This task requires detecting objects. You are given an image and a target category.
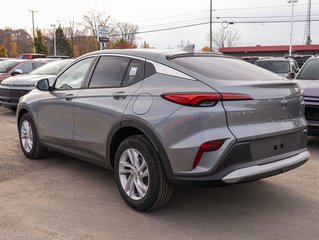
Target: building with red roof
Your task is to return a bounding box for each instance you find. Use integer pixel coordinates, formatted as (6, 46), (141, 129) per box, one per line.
(219, 44), (319, 57)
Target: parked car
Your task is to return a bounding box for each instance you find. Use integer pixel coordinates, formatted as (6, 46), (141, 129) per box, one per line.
(0, 59), (73, 109)
(0, 58), (10, 61)
(0, 59), (46, 82)
(241, 56), (262, 64)
(285, 54), (313, 68)
(17, 49), (309, 211)
(255, 58), (299, 79)
(46, 55), (71, 59)
(294, 55), (319, 135)
(16, 53), (46, 60)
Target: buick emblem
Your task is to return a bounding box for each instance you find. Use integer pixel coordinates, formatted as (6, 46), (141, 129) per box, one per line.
(281, 98), (288, 110)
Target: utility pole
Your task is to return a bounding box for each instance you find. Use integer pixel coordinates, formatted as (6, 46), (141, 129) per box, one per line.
(51, 24), (56, 56)
(28, 9), (37, 53)
(288, 0), (298, 56)
(304, 0), (312, 44)
(210, 0), (213, 51)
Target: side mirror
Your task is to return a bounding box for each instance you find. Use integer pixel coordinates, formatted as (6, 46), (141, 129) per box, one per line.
(35, 78), (50, 91)
(11, 69), (23, 76)
(286, 71), (295, 80)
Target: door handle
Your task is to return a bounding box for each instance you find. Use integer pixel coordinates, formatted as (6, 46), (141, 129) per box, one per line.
(113, 92), (128, 100)
(64, 94), (75, 101)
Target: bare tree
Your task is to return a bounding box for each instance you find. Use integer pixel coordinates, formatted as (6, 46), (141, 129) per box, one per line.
(209, 27), (240, 50)
(176, 40), (191, 49)
(81, 10), (112, 37)
(114, 22), (138, 44)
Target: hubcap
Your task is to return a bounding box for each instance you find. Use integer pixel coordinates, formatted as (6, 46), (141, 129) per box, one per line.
(119, 148), (149, 200)
(20, 120), (33, 153)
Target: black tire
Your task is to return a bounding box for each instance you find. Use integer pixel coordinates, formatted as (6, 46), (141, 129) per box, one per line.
(114, 135), (173, 212)
(18, 113), (47, 159)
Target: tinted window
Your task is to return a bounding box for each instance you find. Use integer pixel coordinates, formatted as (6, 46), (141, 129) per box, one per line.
(256, 61), (290, 74)
(122, 59), (144, 86)
(296, 59), (319, 80)
(171, 56), (281, 80)
(145, 62), (156, 77)
(55, 57), (94, 90)
(17, 62), (33, 73)
(89, 56), (130, 88)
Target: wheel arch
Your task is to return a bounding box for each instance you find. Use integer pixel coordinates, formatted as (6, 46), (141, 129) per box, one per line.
(107, 119), (173, 178)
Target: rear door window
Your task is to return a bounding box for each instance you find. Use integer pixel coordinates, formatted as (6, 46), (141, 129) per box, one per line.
(89, 56), (130, 88)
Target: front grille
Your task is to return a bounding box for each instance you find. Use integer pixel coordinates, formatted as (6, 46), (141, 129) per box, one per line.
(0, 89), (30, 104)
(305, 105), (319, 121)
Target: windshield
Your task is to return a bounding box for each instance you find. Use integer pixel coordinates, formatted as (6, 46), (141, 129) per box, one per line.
(256, 61), (290, 74)
(171, 56), (281, 80)
(30, 60), (72, 75)
(296, 59), (319, 80)
(0, 60), (19, 73)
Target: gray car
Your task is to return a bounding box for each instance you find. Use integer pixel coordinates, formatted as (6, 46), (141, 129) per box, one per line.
(294, 55), (319, 135)
(17, 49), (309, 211)
(255, 58), (299, 79)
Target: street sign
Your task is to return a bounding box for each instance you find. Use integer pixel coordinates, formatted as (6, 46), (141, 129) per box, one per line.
(98, 25), (109, 43)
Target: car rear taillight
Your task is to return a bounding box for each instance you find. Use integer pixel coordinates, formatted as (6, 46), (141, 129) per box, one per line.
(193, 140), (225, 169)
(161, 93), (252, 107)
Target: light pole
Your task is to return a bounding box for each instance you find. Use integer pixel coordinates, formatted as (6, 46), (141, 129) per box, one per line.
(50, 24), (56, 56)
(28, 9), (37, 53)
(209, 0), (213, 51)
(288, 0), (298, 56)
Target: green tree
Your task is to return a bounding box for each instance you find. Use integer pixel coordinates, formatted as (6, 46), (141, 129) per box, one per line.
(56, 26), (72, 56)
(0, 45), (8, 57)
(34, 28), (48, 54)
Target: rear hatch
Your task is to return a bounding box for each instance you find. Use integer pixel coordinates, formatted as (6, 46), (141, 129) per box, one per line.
(168, 55), (306, 141)
(211, 79), (305, 141)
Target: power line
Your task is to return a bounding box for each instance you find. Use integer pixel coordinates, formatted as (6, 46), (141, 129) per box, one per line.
(138, 14), (319, 29)
(124, 2), (319, 24)
(109, 18), (319, 37)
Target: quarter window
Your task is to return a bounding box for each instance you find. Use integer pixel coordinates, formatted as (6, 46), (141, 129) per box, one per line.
(55, 57), (94, 90)
(89, 56), (130, 88)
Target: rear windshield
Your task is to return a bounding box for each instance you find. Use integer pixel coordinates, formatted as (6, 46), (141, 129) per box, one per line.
(171, 56), (281, 80)
(0, 60), (19, 73)
(296, 59), (319, 80)
(256, 60), (290, 74)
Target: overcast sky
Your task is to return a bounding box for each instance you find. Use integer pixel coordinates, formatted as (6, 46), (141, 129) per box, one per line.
(1, 0), (318, 49)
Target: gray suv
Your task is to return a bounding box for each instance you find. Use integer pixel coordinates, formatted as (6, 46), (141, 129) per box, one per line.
(17, 49), (309, 211)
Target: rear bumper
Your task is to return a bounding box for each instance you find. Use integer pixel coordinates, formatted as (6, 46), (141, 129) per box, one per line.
(168, 129), (309, 187)
(222, 151), (309, 183)
(169, 150), (309, 187)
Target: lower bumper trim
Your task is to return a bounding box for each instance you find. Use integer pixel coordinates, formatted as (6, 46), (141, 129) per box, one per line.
(222, 151), (310, 183)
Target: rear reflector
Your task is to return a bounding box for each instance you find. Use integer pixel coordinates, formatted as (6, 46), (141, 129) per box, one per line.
(162, 93), (252, 107)
(193, 140), (225, 169)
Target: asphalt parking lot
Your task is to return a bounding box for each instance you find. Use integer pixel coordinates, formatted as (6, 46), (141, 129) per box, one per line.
(0, 107), (318, 240)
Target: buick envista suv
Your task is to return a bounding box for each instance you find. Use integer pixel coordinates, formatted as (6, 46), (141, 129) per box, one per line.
(17, 49), (309, 211)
